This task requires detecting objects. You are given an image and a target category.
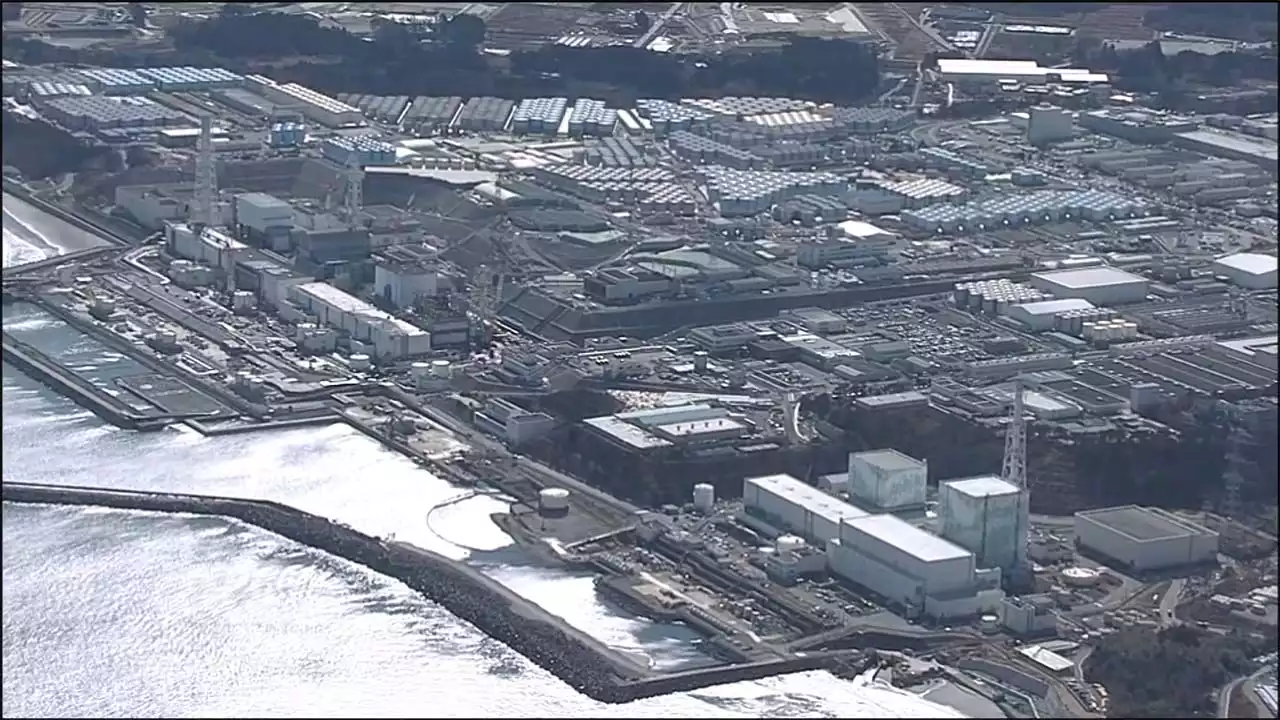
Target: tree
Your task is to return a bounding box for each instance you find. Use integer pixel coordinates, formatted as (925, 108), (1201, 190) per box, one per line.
(633, 10), (651, 33)
(438, 14), (486, 50)
(125, 2), (147, 28)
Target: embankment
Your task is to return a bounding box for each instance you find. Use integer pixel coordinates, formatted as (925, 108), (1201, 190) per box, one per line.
(2, 482), (654, 701)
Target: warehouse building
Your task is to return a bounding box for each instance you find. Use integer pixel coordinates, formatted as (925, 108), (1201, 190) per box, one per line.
(933, 59), (1108, 86)
(1173, 129), (1279, 171)
(1029, 267), (1148, 305)
(587, 403), (755, 453)
(248, 76), (363, 127)
(743, 473), (868, 545)
(286, 281), (432, 359)
(1005, 298), (1096, 332)
(1074, 505), (1219, 572)
(939, 475), (1027, 573)
(828, 513), (1004, 619)
(1212, 252), (1277, 290)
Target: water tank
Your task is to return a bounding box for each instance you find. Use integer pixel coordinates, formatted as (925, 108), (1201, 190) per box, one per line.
(431, 359), (452, 378)
(980, 614), (1000, 633)
(693, 351), (709, 372)
(349, 353), (372, 371)
(89, 298), (117, 321)
(693, 483), (715, 513)
(776, 535), (805, 558)
(411, 361), (432, 380)
(1062, 567), (1101, 587)
(539, 487), (571, 516)
(156, 330), (177, 346)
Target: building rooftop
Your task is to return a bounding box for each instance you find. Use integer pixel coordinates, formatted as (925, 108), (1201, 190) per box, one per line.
(1215, 252), (1277, 277)
(1076, 505), (1209, 541)
(1011, 298), (1095, 316)
(851, 448), (925, 473)
(1175, 129), (1279, 163)
(842, 513), (973, 563)
(747, 473), (869, 524)
(837, 220), (894, 240)
(945, 475), (1022, 498)
(1031, 266), (1145, 289)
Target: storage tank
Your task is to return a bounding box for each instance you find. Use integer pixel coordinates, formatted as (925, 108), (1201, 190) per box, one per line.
(1062, 567), (1102, 587)
(539, 487), (570, 517)
(953, 283), (971, 308)
(411, 361), (432, 380)
(980, 614), (1000, 634)
(349, 353), (372, 371)
(693, 351), (709, 372)
(776, 535), (805, 558)
(89, 298), (117, 320)
(431, 359), (452, 378)
(693, 483), (715, 513)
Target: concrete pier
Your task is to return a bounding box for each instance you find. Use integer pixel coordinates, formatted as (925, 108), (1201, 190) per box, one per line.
(3, 482), (868, 703)
(1, 331), (177, 431)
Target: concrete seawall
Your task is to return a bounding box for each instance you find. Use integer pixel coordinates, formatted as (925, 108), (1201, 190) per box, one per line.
(2, 483), (852, 702)
(2, 178), (129, 248)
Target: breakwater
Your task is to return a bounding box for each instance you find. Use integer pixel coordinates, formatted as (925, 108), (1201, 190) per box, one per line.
(2, 482), (862, 702)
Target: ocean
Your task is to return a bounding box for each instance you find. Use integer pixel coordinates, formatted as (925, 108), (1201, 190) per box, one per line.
(2, 193), (965, 718)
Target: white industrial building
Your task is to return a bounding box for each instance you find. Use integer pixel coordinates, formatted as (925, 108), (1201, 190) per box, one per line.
(933, 59), (1109, 85)
(1029, 267), (1148, 305)
(1212, 252), (1277, 290)
(473, 397), (556, 447)
(939, 475), (1028, 572)
(1000, 594), (1059, 636)
(1027, 105), (1074, 145)
(286, 282), (432, 359)
(1074, 505), (1219, 572)
(164, 222), (248, 285)
(587, 403), (752, 452)
(828, 513), (1004, 619)
(845, 449), (928, 511)
(246, 75), (364, 127)
(743, 473), (867, 545)
(1006, 298), (1095, 331)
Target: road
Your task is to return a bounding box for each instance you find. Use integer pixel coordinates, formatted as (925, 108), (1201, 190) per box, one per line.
(634, 2), (684, 49)
(889, 2), (953, 54)
(1220, 665), (1275, 718)
(1159, 578), (1186, 628)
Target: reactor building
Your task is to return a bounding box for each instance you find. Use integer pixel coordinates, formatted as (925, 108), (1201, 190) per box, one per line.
(938, 475), (1029, 573)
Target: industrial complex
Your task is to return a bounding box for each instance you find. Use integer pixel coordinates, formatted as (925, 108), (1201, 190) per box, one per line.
(2, 3), (1277, 718)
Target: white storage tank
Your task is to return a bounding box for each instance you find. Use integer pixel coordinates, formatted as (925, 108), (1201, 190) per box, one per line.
(980, 613), (1000, 634)
(411, 361), (432, 380)
(1062, 566), (1102, 587)
(349, 353), (372, 371)
(776, 535), (806, 558)
(693, 483), (715, 513)
(539, 487), (571, 517)
(431, 359), (452, 378)
(89, 297), (117, 321)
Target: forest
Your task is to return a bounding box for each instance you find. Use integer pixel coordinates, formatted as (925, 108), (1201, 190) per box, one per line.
(1084, 626), (1273, 718)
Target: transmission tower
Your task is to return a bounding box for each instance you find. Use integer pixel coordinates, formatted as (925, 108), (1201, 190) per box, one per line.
(1220, 406), (1251, 520)
(343, 151), (364, 227)
(1002, 378), (1031, 571)
(193, 114), (218, 228)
